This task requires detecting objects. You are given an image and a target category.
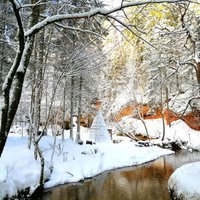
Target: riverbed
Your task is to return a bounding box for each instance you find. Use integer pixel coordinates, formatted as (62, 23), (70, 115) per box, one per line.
(36, 150), (200, 200)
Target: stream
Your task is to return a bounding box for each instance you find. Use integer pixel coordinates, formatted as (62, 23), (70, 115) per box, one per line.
(36, 150), (200, 200)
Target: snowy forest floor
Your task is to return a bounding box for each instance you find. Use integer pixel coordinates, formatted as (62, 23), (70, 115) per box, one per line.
(0, 118), (200, 199)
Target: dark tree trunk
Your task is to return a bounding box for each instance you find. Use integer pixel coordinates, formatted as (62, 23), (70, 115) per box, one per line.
(0, 0), (40, 157)
(76, 76), (83, 143)
(36, 29), (45, 134)
(193, 17), (200, 88)
(196, 63), (200, 86)
(0, 0), (7, 95)
(62, 80), (67, 140)
(70, 76), (75, 140)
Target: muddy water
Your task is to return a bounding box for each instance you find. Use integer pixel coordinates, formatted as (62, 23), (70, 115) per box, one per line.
(37, 150), (200, 200)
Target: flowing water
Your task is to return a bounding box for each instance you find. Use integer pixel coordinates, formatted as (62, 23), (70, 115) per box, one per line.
(37, 150), (200, 200)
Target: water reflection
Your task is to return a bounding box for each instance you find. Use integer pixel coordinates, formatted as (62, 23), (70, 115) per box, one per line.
(38, 150), (200, 200)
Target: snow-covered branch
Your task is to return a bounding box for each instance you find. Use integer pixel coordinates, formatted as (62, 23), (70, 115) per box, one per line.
(4, 0), (25, 90)
(54, 22), (103, 38)
(25, 0), (188, 37)
(107, 15), (157, 49)
(19, 1), (47, 9)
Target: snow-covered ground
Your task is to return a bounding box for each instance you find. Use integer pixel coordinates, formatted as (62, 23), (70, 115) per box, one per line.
(0, 126), (173, 199)
(0, 116), (200, 199)
(114, 116), (200, 150)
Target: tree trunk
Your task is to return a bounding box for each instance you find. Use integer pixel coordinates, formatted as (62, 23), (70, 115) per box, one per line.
(33, 140), (45, 185)
(70, 76), (75, 140)
(193, 17), (200, 88)
(160, 78), (165, 141)
(166, 87), (171, 127)
(28, 41), (37, 149)
(35, 29), (45, 134)
(38, 145), (45, 186)
(0, 0), (40, 157)
(0, 0), (7, 95)
(62, 80), (67, 140)
(196, 61), (200, 86)
(76, 76), (83, 143)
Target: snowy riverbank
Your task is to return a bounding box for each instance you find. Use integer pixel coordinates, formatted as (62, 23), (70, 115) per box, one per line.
(1, 117), (200, 199)
(115, 117), (200, 150)
(0, 132), (173, 199)
(115, 117), (200, 200)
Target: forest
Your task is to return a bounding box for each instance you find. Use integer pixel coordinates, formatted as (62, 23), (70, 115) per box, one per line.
(0, 0), (200, 199)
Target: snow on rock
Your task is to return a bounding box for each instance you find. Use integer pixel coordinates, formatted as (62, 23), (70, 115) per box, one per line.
(168, 162), (200, 200)
(166, 120), (200, 150)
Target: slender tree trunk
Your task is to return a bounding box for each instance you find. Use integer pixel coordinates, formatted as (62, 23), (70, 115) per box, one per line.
(45, 77), (48, 123)
(196, 62), (200, 86)
(0, 0), (8, 95)
(0, 2), (6, 152)
(70, 76), (75, 140)
(62, 80), (67, 140)
(137, 106), (150, 139)
(195, 17), (200, 83)
(50, 113), (58, 165)
(69, 0), (77, 141)
(76, 76), (83, 143)
(161, 107), (165, 141)
(190, 17), (200, 89)
(28, 42), (37, 149)
(38, 145), (45, 186)
(160, 79), (165, 141)
(166, 87), (171, 127)
(35, 29), (45, 134)
(32, 32), (47, 182)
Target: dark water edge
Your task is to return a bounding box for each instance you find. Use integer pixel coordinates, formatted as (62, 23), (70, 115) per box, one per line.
(35, 150), (200, 200)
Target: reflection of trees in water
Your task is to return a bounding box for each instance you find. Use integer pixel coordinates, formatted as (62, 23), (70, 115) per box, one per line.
(166, 151), (200, 168)
(109, 157), (173, 200)
(40, 151), (200, 200)
(41, 173), (108, 200)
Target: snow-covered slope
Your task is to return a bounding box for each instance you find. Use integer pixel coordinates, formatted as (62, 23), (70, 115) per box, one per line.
(113, 116), (200, 150)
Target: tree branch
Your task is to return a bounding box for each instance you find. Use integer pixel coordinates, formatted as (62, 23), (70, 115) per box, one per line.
(107, 15), (157, 49)
(54, 22), (103, 38)
(19, 1), (47, 9)
(25, 0), (188, 37)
